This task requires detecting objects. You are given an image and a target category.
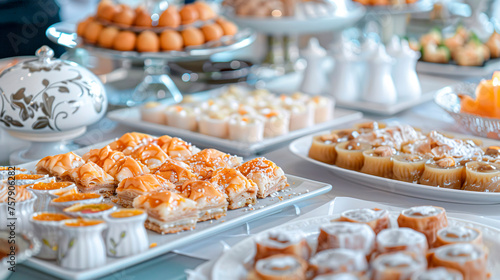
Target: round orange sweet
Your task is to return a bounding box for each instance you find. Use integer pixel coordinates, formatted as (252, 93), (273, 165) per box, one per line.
(179, 4), (199, 25)
(97, 26), (119, 48)
(158, 6), (180, 28)
(216, 19), (238, 36)
(113, 31), (137, 51)
(97, 0), (118, 21)
(113, 8), (135, 26)
(160, 30), (183, 51)
(76, 17), (92, 37)
(201, 23), (223, 42)
(83, 21), (103, 44)
(181, 27), (205, 46)
(136, 31), (160, 52)
(134, 7), (152, 27)
(193, 2), (216, 21)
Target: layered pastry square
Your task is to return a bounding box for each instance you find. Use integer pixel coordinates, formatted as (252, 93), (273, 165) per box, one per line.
(237, 157), (288, 198)
(82, 145), (126, 173)
(105, 157), (151, 183)
(36, 152), (85, 178)
(155, 159), (197, 188)
(210, 168), (257, 209)
(187, 148), (242, 179)
(133, 189), (198, 234)
(154, 137), (199, 161)
(130, 143), (170, 171)
(115, 174), (176, 208)
(108, 132), (156, 155)
(60, 162), (115, 197)
(179, 180), (228, 221)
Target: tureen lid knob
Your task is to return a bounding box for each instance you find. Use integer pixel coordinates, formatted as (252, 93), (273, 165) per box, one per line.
(36, 45), (54, 61)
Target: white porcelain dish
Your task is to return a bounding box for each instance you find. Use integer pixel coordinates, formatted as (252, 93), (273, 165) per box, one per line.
(289, 131), (500, 204)
(107, 107), (362, 156)
(335, 74), (461, 115)
(17, 141), (332, 280)
(211, 212), (500, 280)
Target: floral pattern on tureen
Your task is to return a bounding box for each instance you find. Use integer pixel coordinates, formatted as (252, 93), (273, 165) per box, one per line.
(0, 46), (107, 132)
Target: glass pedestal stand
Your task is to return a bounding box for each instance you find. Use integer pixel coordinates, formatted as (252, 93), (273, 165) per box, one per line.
(46, 22), (256, 107)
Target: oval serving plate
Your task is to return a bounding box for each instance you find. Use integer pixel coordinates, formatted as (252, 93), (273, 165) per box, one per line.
(212, 213), (500, 280)
(289, 132), (500, 204)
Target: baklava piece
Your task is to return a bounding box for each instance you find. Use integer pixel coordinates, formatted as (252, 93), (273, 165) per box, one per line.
(36, 152), (85, 178)
(116, 174), (176, 208)
(108, 132), (156, 155)
(106, 157), (151, 183)
(61, 162), (115, 197)
(187, 148), (242, 179)
(210, 168), (257, 209)
(155, 159), (197, 188)
(133, 190), (198, 234)
(179, 180), (228, 221)
(130, 143), (170, 171)
(237, 157), (288, 198)
(82, 145), (126, 173)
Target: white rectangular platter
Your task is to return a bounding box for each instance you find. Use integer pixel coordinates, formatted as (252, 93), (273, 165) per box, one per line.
(18, 143), (332, 280)
(335, 74), (461, 115)
(107, 108), (362, 156)
(289, 130), (500, 205)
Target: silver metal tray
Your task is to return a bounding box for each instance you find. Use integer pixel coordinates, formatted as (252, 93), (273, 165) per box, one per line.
(18, 141), (332, 280)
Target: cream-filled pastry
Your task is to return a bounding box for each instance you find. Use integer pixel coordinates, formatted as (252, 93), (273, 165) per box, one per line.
(228, 114), (265, 143)
(309, 248), (368, 277)
(371, 251), (427, 280)
(317, 222), (375, 256)
(165, 105), (199, 132)
(339, 208), (389, 234)
(434, 226), (483, 248)
(376, 228), (428, 256)
(428, 243), (487, 280)
(247, 254), (308, 280)
(397, 206), (448, 247)
(140, 102), (167, 124)
(309, 96), (334, 124)
(254, 230), (312, 262)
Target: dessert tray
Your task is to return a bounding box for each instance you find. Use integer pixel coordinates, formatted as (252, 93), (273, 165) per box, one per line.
(222, 0), (365, 35)
(335, 74), (461, 115)
(17, 140), (332, 280)
(289, 128), (500, 205)
(362, 0), (433, 15)
(107, 107), (362, 156)
(417, 59), (500, 77)
(46, 22), (255, 61)
(212, 204), (500, 279)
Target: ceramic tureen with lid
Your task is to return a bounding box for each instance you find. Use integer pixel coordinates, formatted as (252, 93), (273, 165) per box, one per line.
(0, 46), (107, 163)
